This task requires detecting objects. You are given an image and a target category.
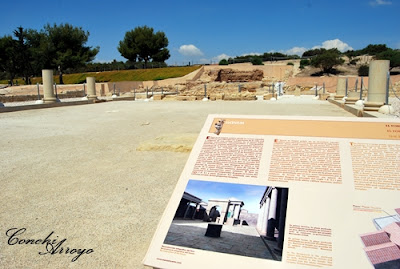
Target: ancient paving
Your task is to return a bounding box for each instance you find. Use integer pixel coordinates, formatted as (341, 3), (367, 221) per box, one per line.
(164, 220), (278, 260)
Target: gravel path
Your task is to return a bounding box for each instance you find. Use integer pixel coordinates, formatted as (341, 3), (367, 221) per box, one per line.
(0, 100), (355, 269)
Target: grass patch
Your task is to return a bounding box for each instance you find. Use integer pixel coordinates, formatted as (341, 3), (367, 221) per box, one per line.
(0, 66), (201, 85)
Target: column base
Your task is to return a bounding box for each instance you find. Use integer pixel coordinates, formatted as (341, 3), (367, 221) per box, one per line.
(88, 95), (98, 101)
(364, 101), (385, 111)
(43, 97), (59, 104)
(334, 95), (345, 100)
(345, 98), (359, 104)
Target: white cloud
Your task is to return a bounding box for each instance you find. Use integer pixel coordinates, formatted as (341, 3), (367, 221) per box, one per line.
(284, 47), (308, 56)
(212, 53), (232, 62)
(197, 53), (233, 64)
(320, 39), (353, 52)
(370, 0), (392, 6)
(178, 44), (203, 56)
(283, 39), (353, 57)
(241, 52), (262, 56)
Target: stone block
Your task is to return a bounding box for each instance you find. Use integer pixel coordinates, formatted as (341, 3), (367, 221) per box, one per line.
(176, 96), (197, 101)
(348, 91), (359, 98)
(162, 95), (178, 101)
(205, 224), (222, 237)
(215, 68), (263, 82)
(318, 93), (330, 100)
(210, 93), (224, 100)
(263, 93), (274, 100)
(153, 94), (164, 101)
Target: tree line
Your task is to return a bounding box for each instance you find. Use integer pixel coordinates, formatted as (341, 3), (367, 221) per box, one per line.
(0, 24), (99, 85)
(302, 44), (400, 75)
(0, 25), (170, 85)
(2, 22), (399, 85)
(219, 44), (400, 75)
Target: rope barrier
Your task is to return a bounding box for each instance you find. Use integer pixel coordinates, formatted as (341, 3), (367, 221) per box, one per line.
(389, 78), (400, 100)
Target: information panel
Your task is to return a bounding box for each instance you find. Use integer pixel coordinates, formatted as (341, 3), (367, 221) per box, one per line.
(143, 115), (400, 269)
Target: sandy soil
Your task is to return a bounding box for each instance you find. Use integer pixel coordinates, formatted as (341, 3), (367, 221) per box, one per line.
(0, 100), (355, 268)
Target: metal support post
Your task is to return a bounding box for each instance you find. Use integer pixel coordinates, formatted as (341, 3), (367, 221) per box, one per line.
(386, 71), (390, 105)
(355, 78), (358, 92)
(315, 84), (318, 97)
(37, 83), (40, 100)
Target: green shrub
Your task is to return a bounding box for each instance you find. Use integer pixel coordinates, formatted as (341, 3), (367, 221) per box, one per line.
(219, 59), (228, 65)
(376, 49), (400, 69)
(250, 56), (264, 65)
(358, 65), (369, 76)
(349, 58), (359, 65)
(300, 59), (310, 66)
(287, 62), (294, 66)
(310, 49), (344, 74)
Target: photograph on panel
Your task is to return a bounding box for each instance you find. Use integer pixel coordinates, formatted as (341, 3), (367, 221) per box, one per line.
(163, 179), (289, 261)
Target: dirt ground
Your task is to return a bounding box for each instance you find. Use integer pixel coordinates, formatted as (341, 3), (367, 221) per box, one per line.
(0, 100), (355, 269)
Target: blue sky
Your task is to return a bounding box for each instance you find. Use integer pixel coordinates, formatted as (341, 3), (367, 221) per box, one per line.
(1, 0), (398, 65)
(185, 180), (266, 214)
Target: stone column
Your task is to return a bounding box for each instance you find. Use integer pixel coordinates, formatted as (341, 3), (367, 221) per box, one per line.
(274, 188), (289, 255)
(266, 188), (278, 240)
(257, 204), (264, 232)
(191, 203), (199, 219)
(364, 60), (390, 111)
(261, 197), (271, 236)
(335, 77), (346, 100)
(294, 86), (301, 96)
(345, 91), (360, 104)
(86, 77), (97, 100)
(219, 202), (229, 224)
(183, 202), (191, 219)
(228, 204), (234, 218)
(233, 204), (241, 219)
(42, 69), (57, 103)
